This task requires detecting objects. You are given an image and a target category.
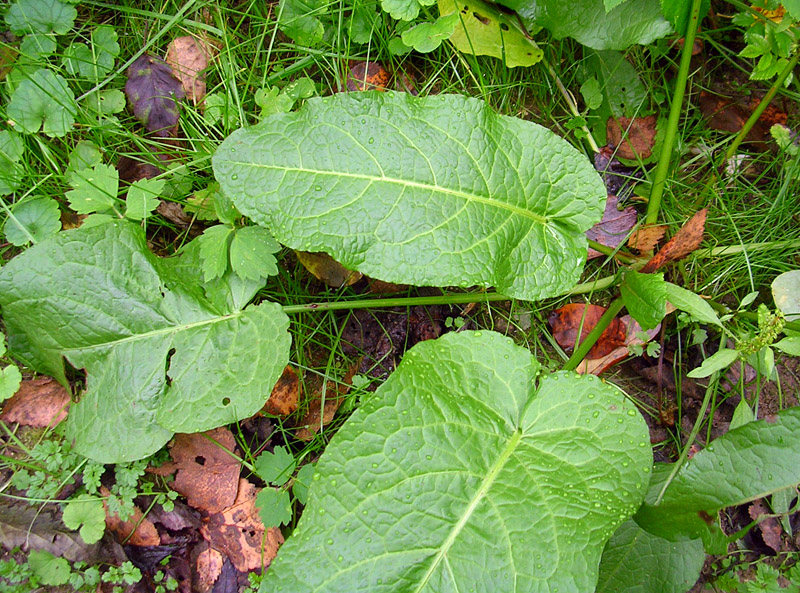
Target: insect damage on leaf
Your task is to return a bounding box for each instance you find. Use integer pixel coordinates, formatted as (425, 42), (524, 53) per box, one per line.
(125, 54), (185, 137)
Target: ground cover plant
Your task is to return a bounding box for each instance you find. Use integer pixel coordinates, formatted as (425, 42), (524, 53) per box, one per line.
(1, 0), (800, 591)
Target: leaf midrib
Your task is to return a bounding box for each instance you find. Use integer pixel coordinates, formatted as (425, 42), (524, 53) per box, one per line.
(61, 310), (243, 354)
(223, 161), (550, 225)
(412, 428), (524, 593)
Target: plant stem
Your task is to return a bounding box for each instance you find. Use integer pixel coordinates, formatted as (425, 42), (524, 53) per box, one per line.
(587, 239), (636, 264)
(563, 297), (625, 372)
(705, 239), (800, 256)
(646, 0), (704, 225)
(654, 333), (727, 505)
(281, 275), (618, 314)
(541, 56), (600, 154)
(724, 49), (800, 162)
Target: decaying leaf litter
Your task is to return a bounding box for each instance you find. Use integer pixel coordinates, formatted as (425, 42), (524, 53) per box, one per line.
(2, 0), (800, 592)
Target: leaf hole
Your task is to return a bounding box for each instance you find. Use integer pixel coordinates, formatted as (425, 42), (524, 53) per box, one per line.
(195, 455), (206, 466)
(165, 348), (176, 386)
(500, 23), (509, 31)
(222, 397), (231, 406)
(472, 12), (491, 25)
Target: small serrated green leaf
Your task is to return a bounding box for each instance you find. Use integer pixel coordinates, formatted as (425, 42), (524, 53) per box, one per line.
(621, 271), (667, 330)
(7, 68), (77, 137)
(255, 446), (297, 486)
(67, 141), (103, 175)
(256, 487), (293, 527)
(20, 33), (57, 59)
(293, 463), (316, 505)
(229, 226), (280, 281)
(125, 178), (164, 221)
(687, 348), (740, 378)
(62, 497), (106, 544)
(3, 196), (61, 245)
(66, 163), (119, 214)
(5, 0), (77, 35)
(0, 365), (22, 401)
(401, 13), (458, 53)
(28, 550), (71, 586)
(665, 283), (723, 327)
(0, 130), (25, 195)
(197, 225), (234, 282)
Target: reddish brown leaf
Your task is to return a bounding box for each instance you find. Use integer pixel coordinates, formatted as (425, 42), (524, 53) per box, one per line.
(125, 54), (184, 137)
(345, 61), (390, 92)
(165, 35), (218, 105)
(548, 303), (627, 359)
(586, 194), (637, 259)
(641, 209), (707, 273)
(170, 428), (240, 513)
(262, 365), (300, 416)
(156, 200), (193, 229)
(101, 486), (160, 547)
(201, 479), (283, 572)
(294, 387), (347, 442)
(0, 377), (69, 427)
(577, 314), (659, 375)
(606, 115), (658, 160)
(295, 251), (363, 288)
(628, 224), (667, 253)
(699, 90), (787, 146)
(749, 499), (783, 553)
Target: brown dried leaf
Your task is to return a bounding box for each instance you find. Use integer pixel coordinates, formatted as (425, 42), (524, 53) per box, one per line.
(699, 91), (787, 146)
(606, 115), (658, 160)
(100, 486), (160, 547)
(641, 209), (707, 273)
(586, 194), (637, 259)
(295, 250), (363, 287)
(170, 428), (240, 513)
(367, 279), (409, 293)
(0, 377), (69, 427)
(165, 35), (218, 105)
(294, 368), (355, 441)
(156, 200), (193, 228)
(345, 60), (390, 91)
(201, 479), (283, 572)
(548, 303), (627, 359)
(261, 365), (300, 416)
(195, 546), (224, 593)
(628, 224), (667, 252)
(749, 499), (783, 553)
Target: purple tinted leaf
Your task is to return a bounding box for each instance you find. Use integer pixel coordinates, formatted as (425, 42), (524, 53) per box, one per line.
(587, 194), (637, 259)
(125, 54), (184, 136)
(594, 145), (644, 200)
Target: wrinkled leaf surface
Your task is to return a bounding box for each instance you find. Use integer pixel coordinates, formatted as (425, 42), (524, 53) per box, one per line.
(261, 331), (651, 593)
(214, 92), (606, 301)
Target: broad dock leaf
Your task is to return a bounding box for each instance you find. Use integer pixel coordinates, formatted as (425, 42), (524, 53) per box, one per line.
(214, 92), (606, 301)
(0, 223), (290, 463)
(261, 331), (651, 593)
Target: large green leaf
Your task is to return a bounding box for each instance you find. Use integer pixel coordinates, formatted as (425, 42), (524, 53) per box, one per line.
(261, 331), (652, 593)
(635, 408), (800, 543)
(0, 222), (290, 463)
(596, 519), (704, 593)
(214, 92), (606, 301)
(500, 0), (672, 50)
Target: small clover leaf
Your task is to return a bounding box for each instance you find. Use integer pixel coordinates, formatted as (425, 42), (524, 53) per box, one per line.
(7, 68), (77, 138)
(3, 196), (61, 245)
(255, 445), (296, 486)
(62, 497), (107, 544)
(5, 0), (77, 35)
(28, 550), (71, 586)
(255, 487), (293, 527)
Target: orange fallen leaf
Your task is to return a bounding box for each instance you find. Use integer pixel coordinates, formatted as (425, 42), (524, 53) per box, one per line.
(201, 479), (283, 572)
(606, 115), (658, 160)
(165, 35), (218, 105)
(548, 303), (627, 359)
(262, 365), (300, 416)
(295, 251), (362, 288)
(294, 366), (355, 441)
(0, 377), (69, 427)
(194, 545), (224, 593)
(170, 428), (240, 513)
(345, 60), (390, 91)
(641, 209), (707, 273)
(628, 224), (667, 253)
(101, 486), (160, 546)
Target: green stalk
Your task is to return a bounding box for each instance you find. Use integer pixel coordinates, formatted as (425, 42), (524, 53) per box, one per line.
(562, 297), (625, 372)
(646, 0), (704, 225)
(541, 56), (600, 154)
(724, 49), (800, 162)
